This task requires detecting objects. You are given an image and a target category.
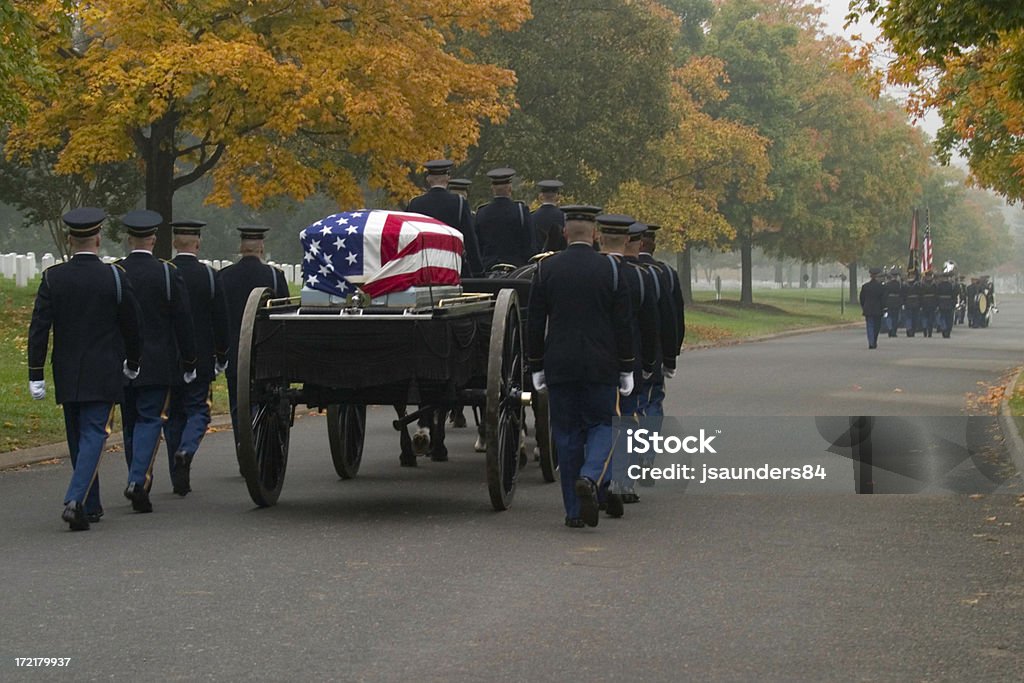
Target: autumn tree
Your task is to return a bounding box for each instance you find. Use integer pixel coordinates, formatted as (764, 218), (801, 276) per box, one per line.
(9, 0), (530, 257)
(0, 1), (70, 124)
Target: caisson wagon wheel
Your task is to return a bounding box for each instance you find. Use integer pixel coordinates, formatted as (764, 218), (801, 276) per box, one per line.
(327, 404), (366, 479)
(486, 289), (524, 510)
(534, 389), (558, 483)
(236, 287), (291, 507)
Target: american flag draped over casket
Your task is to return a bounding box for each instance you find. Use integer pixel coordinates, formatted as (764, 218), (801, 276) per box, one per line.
(299, 210), (464, 298)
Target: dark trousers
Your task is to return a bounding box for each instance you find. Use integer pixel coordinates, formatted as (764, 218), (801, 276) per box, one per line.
(63, 402), (115, 513)
(164, 379), (212, 474)
(122, 385), (170, 490)
(921, 307), (935, 337)
(937, 308), (953, 337)
(548, 382), (618, 519)
(905, 307), (920, 336)
(864, 315), (882, 348)
(883, 307), (900, 336)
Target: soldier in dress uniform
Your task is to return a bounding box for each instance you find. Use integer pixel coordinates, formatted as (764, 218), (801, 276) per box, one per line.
(218, 226), (290, 448)
(882, 269), (903, 337)
(406, 159), (483, 277)
(475, 167), (533, 271)
(966, 276), (981, 327)
(920, 270), (937, 337)
(859, 267), (885, 349)
(955, 275), (968, 325)
(28, 208), (143, 530)
(902, 268), (921, 337)
(936, 270), (955, 338)
(531, 180), (566, 254)
(637, 225), (683, 418)
(614, 220), (659, 505)
(528, 207), (634, 528)
(117, 210), (197, 513)
(163, 219), (230, 495)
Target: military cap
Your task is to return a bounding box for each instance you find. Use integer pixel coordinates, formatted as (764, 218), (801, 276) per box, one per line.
(596, 214), (636, 235)
(560, 204), (602, 222)
(448, 178), (472, 190)
(628, 221), (648, 241)
(869, 267), (882, 276)
(487, 167), (516, 185)
(238, 225), (271, 240)
(170, 219), (207, 236)
(62, 207), (106, 237)
(424, 159), (453, 175)
(537, 180), (564, 193)
(121, 209), (163, 237)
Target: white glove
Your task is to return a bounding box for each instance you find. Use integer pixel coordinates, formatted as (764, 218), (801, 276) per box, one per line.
(123, 360), (140, 380)
(184, 369), (197, 384)
(29, 380), (46, 400)
(215, 359), (228, 376)
(663, 366), (676, 380)
(618, 372), (634, 396)
(531, 371), (546, 392)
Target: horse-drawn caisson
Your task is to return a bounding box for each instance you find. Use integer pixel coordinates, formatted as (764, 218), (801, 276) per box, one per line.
(233, 210), (554, 511)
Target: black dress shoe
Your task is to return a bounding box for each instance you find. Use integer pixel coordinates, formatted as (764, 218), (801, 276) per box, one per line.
(399, 454), (418, 467)
(605, 493), (624, 518)
(574, 478), (600, 527)
(564, 517), (585, 528)
(430, 445), (449, 462)
(85, 507), (104, 523)
(622, 492), (640, 504)
(62, 502), (90, 531)
(124, 483), (153, 513)
(171, 450), (192, 496)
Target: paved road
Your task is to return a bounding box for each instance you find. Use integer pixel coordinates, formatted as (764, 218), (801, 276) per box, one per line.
(2, 301), (1023, 681)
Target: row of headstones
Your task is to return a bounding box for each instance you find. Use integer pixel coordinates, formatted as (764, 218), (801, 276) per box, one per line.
(1, 252), (306, 288)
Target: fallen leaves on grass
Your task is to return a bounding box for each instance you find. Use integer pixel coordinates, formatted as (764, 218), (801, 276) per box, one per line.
(688, 324), (733, 344)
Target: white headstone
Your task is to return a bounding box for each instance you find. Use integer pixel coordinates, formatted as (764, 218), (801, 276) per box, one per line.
(41, 253), (56, 271)
(295, 264), (303, 284)
(25, 252), (37, 279)
(282, 264), (294, 284)
(0, 253), (12, 278)
(15, 255), (28, 287)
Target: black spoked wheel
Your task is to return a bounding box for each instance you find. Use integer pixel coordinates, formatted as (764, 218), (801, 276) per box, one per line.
(237, 287), (291, 507)
(327, 404), (366, 479)
(486, 289), (524, 510)
(534, 389), (558, 483)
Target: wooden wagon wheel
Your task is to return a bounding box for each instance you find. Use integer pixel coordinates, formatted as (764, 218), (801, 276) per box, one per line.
(236, 287), (291, 507)
(327, 404), (366, 479)
(534, 389), (558, 483)
(486, 289), (524, 510)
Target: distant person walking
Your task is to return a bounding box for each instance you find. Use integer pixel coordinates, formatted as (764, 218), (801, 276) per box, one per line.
(859, 267), (885, 349)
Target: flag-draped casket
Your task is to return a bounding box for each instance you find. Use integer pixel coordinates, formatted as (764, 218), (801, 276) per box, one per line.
(299, 210), (463, 299)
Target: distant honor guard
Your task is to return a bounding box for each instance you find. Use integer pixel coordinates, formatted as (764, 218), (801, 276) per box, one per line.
(117, 210), (198, 513)
(406, 159), (483, 276)
(28, 208), (143, 530)
(530, 179), (566, 254)
(218, 226), (290, 448)
(528, 206), (634, 528)
(475, 167), (533, 271)
(163, 219), (230, 495)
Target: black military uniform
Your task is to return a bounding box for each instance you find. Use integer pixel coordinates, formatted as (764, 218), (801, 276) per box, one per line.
(638, 224), (683, 417)
(475, 168), (532, 271)
(955, 276), (968, 325)
(531, 180), (566, 253)
(528, 207), (634, 528)
(163, 219), (230, 495)
(966, 277), (980, 327)
(882, 271), (902, 337)
(28, 208), (142, 530)
(936, 273), (955, 338)
(406, 159), (483, 276)
(920, 271), (937, 337)
(859, 267), (885, 349)
(902, 270), (921, 336)
(118, 210), (197, 513)
(218, 226), (290, 445)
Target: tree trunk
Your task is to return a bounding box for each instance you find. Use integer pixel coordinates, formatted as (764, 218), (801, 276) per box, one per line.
(740, 227), (753, 306)
(811, 262), (819, 288)
(799, 262), (808, 288)
(848, 261), (858, 305)
(677, 249), (693, 304)
(140, 112), (179, 259)
(774, 261), (783, 286)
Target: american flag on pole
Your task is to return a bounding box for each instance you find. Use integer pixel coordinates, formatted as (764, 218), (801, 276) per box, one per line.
(299, 210), (463, 299)
(907, 208), (919, 273)
(921, 210), (933, 273)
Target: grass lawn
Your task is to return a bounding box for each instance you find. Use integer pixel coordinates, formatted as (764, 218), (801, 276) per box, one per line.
(686, 287), (854, 345)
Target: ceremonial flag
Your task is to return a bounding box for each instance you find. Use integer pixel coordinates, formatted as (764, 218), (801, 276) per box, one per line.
(921, 217), (933, 274)
(907, 208), (919, 273)
(300, 210), (463, 299)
